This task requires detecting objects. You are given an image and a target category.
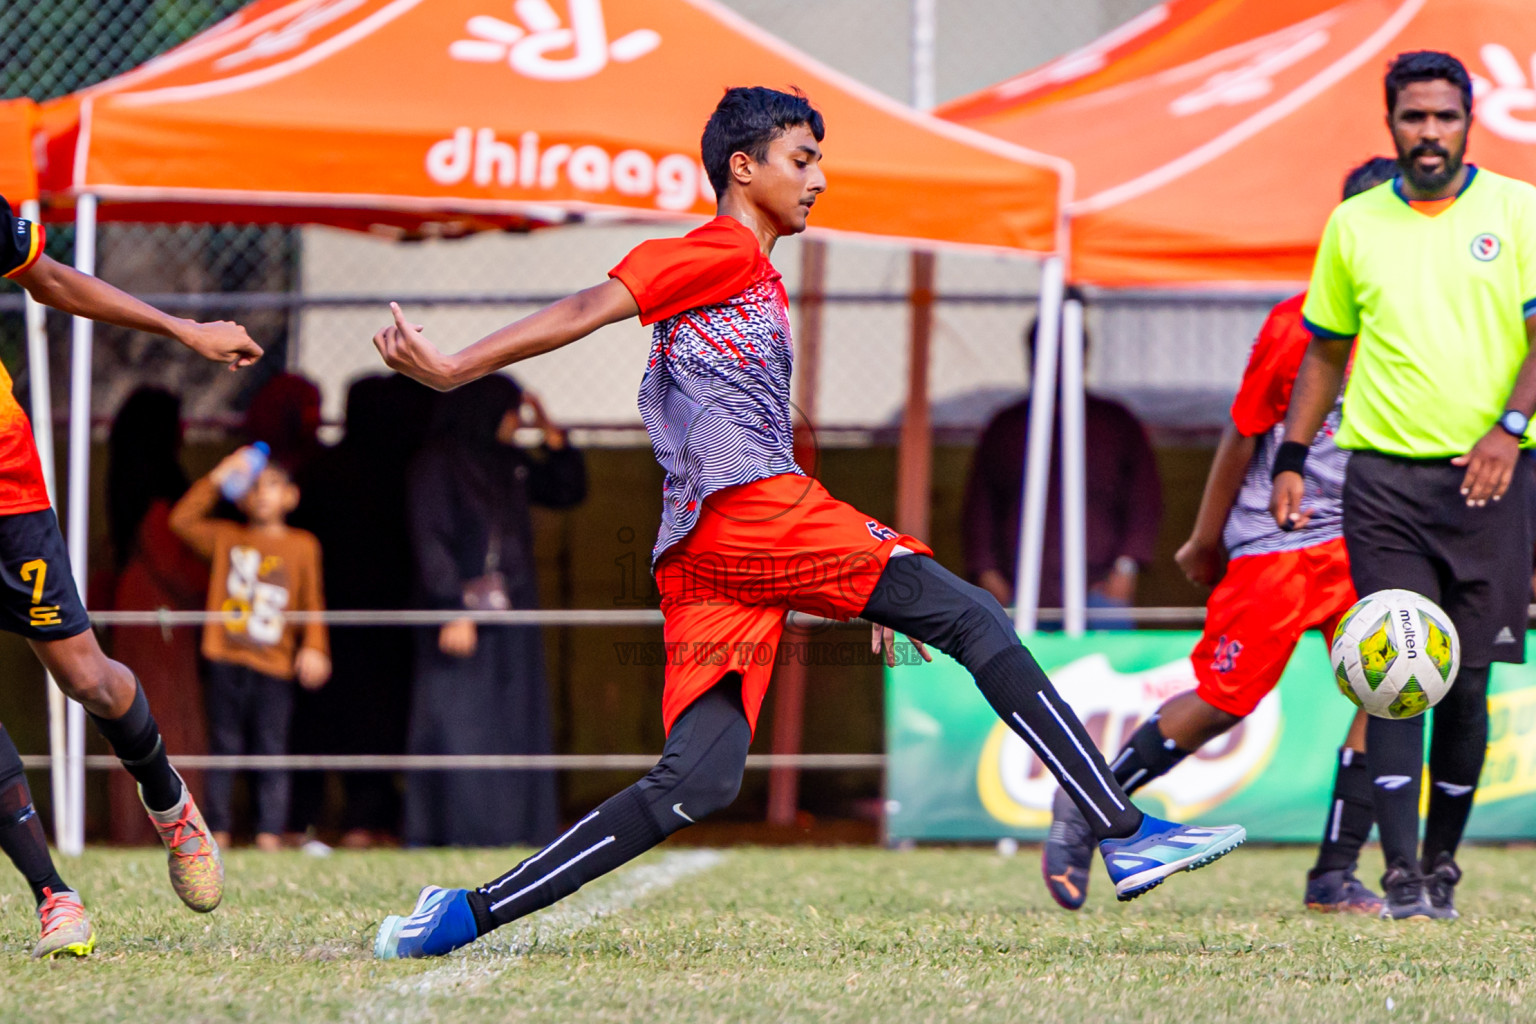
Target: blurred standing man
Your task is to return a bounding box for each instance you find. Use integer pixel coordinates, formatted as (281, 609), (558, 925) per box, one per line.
(964, 313), (1162, 624)
(1276, 51), (1536, 920)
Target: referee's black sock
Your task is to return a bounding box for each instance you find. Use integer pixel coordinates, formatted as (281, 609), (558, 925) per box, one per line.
(1311, 747), (1374, 876)
(0, 725), (71, 905)
(1423, 664), (1490, 866)
(88, 678), (183, 813)
(1366, 714), (1425, 874)
(1107, 715), (1191, 794)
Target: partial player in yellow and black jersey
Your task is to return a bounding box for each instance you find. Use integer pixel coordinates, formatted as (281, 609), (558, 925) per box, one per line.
(0, 195), (262, 958)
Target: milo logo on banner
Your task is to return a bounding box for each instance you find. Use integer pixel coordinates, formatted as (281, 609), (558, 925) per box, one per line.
(975, 654), (1282, 826)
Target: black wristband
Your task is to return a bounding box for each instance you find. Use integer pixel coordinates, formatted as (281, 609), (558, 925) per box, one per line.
(1271, 440), (1309, 479)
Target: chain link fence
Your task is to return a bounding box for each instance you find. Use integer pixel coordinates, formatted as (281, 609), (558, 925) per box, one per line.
(0, 0), (1274, 444)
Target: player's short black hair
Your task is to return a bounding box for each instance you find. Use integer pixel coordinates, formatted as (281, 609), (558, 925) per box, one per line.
(701, 87), (825, 195)
(1384, 51), (1473, 116)
(1342, 156), (1399, 200)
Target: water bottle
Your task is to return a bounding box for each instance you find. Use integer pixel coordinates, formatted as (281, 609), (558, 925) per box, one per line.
(220, 442), (270, 502)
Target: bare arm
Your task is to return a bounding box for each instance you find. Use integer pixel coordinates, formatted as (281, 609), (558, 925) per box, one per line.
(373, 279), (640, 391)
(167, 475), (225, 560)
(1270, 336), (1349, 530)
(1175, 424), (1257, 587)
(12, 255), (262, 368)
(1452, 315), (1536, 505)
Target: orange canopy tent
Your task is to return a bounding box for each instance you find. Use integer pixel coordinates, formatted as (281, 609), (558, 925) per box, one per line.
(941, 0), (1536, 285)
(38, 0), (1067, 253)
(0, 99), (38, 204)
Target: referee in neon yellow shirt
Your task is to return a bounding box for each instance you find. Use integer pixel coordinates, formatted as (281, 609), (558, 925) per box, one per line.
(1275, 51), (1536, 921)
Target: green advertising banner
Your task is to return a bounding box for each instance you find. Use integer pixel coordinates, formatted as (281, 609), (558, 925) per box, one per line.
(885, 631), (1536, 842)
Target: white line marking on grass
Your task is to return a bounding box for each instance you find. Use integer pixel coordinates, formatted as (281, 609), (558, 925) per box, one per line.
(355, 849), (724, 1021)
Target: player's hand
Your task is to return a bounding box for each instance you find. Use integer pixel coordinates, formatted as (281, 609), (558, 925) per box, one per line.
(177, 319), (263, 369)
(1452, 427), (1520, 507)
(373, 302), (459, 391)
(872, 622), (933, 668)
(294, 648), (331, 689)
(1269, 470), (1311, 531)
(440, 618), (478, 658)
(1175, 536), (1224, 587)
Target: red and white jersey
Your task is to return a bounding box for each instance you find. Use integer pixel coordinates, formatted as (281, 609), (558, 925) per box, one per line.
(1223, 292), (1348, 560)
(610, 216), (802, 565)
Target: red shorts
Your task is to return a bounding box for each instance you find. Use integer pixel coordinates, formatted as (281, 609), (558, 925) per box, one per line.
(654, 474), (931, 735)
(1192, 537), (1355, 717)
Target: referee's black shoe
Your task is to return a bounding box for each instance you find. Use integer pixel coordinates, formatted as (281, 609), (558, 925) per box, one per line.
(1379, 863), (1453, 920)
(1422, 852), (1462, 920)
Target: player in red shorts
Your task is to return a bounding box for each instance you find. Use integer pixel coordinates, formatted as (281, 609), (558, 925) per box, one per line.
(371, 87), (1245, 960)
(1042, 157), (1400, 916)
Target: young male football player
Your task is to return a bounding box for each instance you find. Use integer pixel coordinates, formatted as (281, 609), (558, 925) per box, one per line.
(1042, 158), (1400, 916)
(0, 200), (260, 956)
(370, 87), (1245, 960)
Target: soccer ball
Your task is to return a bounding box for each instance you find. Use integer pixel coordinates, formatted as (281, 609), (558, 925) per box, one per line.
(1330, 589), (1459, 720)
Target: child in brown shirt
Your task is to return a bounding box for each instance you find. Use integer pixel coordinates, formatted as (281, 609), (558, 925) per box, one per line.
(171, 449), (330, 851)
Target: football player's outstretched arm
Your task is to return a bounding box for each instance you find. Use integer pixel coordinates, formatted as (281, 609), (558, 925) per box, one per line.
(373, 279), (640, 392)
(1271, 336), (1349, 531)
(12, 254), (262, 368)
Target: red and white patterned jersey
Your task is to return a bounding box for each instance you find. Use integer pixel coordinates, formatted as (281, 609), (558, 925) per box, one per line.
(1224, 292), (1349, 560)
(610, 216), (802, 565)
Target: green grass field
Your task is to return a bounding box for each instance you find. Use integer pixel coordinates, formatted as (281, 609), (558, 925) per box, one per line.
(1, 843), (1533, 1023)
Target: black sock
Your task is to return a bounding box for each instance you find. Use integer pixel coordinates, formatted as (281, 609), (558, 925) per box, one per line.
(974, 647), (1142, 840)
(1108, 715), (1191, 794)
(0, 726), (70, 905)
(1365, 714), (1424, 874)
(857, 556), (1141, 840)
(1312, 747), (1374, 875)
(465, 678), (750, 936)
(1423, 664), (1490, 866)
(467, 786), (666, 934)
(88, 680), (183, 812)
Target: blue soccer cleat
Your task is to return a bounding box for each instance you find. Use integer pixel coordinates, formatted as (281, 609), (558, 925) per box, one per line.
(374, 885), (479, 960)
(1099, 814), (1246, 901)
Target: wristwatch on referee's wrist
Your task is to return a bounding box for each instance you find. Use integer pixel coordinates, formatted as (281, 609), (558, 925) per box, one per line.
(1498, 409), (1529, 439)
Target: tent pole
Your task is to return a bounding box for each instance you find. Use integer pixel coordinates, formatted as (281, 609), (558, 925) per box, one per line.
(1060, 297), (1086, 637)
(63, 194), (97, 857)
(896, 251), (934, 539)
(21, 199), (68, 848)
(1014, 257), (1064, 635)
(767, 239), (826, 829)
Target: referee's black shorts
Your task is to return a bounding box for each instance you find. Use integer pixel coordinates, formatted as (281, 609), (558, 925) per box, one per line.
(1343, 450), (1532, 667)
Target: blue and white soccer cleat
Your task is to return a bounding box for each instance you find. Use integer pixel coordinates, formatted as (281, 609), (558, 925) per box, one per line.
(1099, 814), (1246, 901)
(374, 885), (479, 960)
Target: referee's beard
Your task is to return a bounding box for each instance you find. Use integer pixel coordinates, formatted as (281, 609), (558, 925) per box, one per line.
(1397, 140), (1464, 196)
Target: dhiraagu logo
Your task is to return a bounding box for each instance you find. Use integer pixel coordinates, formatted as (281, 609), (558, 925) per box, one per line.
(976, 653), (1282, 826)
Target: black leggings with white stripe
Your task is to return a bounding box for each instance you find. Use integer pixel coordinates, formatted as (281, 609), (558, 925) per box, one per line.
(467, 554), (1140, 935)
